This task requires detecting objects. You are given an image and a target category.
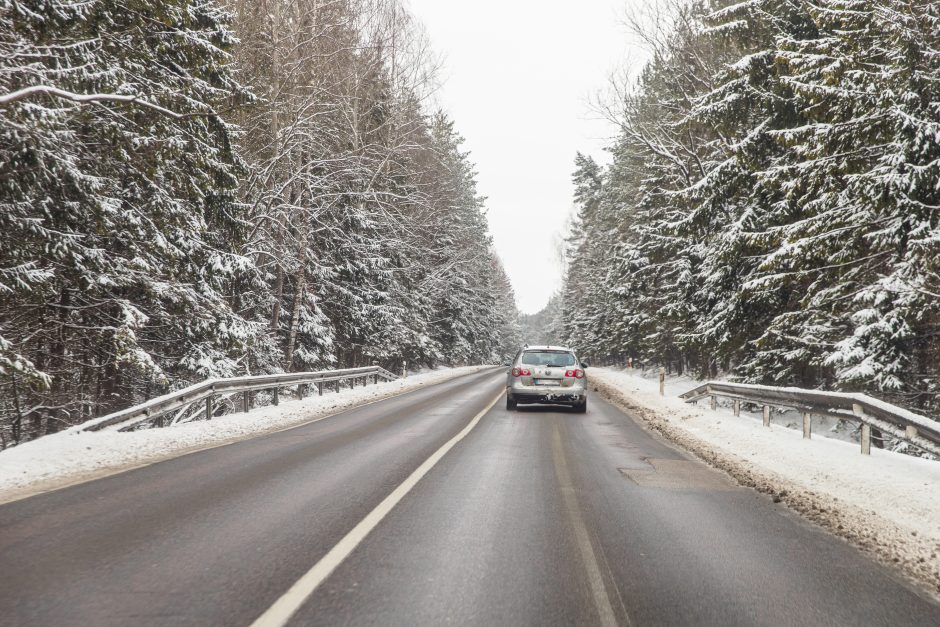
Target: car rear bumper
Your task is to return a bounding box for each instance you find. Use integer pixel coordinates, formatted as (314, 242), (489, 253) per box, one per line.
(508, 385), (585, 405)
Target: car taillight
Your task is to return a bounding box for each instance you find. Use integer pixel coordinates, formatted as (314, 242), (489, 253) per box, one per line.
(565, 369), (585, 379)
(512, 367), (532, 377)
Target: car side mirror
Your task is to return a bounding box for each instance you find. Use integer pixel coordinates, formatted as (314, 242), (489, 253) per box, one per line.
(581, 362), (589, 369)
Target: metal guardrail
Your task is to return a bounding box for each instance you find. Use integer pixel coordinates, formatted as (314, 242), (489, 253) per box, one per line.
(78, 366), (400, 433)
(679, 382), (940, 457)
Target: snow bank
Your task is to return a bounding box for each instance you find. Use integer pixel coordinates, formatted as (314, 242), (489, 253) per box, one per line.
(0, 367), (485, 504)
(591, 367), (940, 597)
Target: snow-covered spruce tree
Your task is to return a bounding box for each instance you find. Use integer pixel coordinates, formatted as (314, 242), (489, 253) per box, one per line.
(0, 0), (259, 444)
(311, 44), (406, 370)
(422, 114), (502, 365)
(568, 3), (728, 374)
(677, 0), (815, 381)
(562, 152), (616, 361)
(489, 256), (524, 360)
(745, 0), (940, 407)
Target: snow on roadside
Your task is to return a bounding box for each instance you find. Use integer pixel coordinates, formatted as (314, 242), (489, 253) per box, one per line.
(0, 366), (486, 504)
(590, 367), (940, 597)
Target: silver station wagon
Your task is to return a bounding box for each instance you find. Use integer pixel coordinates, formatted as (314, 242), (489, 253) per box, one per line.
(505, 345), (588, 412)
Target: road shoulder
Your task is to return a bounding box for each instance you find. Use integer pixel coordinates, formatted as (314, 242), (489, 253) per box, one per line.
(590, 369), (940, 601)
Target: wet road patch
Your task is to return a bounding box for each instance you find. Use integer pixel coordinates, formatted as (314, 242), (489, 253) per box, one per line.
(619, 459), (736, 491)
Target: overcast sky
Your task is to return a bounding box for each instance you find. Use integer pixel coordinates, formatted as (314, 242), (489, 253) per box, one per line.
(407, 0), (655, 314)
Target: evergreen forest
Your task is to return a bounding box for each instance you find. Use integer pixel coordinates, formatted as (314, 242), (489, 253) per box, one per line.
(0, 0), (522, 446)
(560, 0), (940, 416)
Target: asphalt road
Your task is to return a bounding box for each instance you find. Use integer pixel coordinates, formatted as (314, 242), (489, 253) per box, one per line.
(1, 368), (938, 626)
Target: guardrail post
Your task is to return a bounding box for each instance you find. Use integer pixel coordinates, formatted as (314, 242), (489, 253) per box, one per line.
(272, 387), (279, 406)
(205, 397), (212, 421)
(146, 407), (158, 428)
(403, 361), (408, 378)
(710, 395), (717, 411)
(763, 405), (771, 427)
(298, 384), (306, 400)
(853, 403), (871, 455)
(803, 412), (811, 439)
(733, 400), (740, 417)
(318, 382), (323, 396)
(659, 368), (665, 397)
(243, 391), (250, 413)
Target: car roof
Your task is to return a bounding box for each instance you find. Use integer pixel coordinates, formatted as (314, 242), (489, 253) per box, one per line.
(522, 345), (574, 352)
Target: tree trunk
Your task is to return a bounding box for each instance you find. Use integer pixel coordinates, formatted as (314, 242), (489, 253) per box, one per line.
(271, 265), (284, 331)
(284, 268), (307, 371)
(10, 371), (23, 445)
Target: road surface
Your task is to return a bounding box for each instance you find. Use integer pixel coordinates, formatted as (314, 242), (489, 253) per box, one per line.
(1, 368), (938, 625)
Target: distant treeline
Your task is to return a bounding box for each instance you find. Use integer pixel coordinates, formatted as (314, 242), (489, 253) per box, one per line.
(560, 0), (940, 414)
(0, 0), (521, 446)
(519, 295), (564, 348)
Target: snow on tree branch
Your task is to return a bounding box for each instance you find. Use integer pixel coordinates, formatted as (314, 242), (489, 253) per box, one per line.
(0, 85), (188, 118)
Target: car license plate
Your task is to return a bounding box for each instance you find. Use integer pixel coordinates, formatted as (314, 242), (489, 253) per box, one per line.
(535, 379), (557, 386)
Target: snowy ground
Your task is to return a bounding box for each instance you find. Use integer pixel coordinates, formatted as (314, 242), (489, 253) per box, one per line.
(0, 366), (486, 504)
(591, 367), (940, 597)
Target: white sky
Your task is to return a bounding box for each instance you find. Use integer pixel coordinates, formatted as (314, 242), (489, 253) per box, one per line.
(407, 0), (656, 314)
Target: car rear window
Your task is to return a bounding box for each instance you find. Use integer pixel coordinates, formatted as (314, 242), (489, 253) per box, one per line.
(521, 351), (576, 367)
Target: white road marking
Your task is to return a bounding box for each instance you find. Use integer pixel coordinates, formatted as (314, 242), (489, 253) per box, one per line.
(250, 388), (505, 627)
(552, 425), (623, 627)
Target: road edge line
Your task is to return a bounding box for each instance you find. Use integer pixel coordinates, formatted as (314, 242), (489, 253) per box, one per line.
(250, 387), (505, 627)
